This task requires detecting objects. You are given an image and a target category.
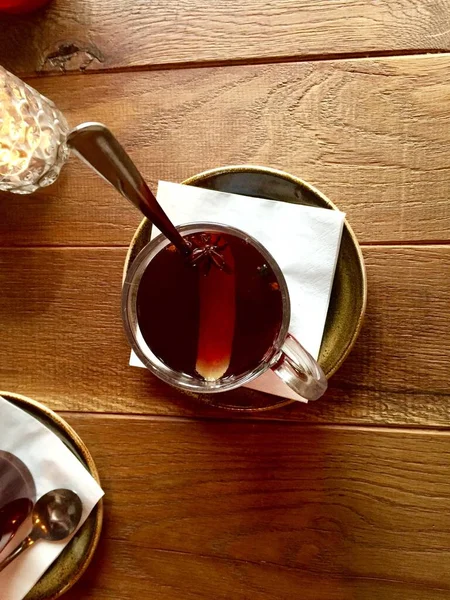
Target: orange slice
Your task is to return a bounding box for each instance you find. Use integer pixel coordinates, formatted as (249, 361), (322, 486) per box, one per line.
(195, 244), (236, 381)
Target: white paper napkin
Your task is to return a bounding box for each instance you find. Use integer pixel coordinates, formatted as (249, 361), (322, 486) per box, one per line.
(0, 396), (104, 600)
(130, 181), (345, 402)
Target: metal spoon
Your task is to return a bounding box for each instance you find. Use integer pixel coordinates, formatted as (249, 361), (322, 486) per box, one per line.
(67, 122), (191, 256)
(0, 489), (82, 573)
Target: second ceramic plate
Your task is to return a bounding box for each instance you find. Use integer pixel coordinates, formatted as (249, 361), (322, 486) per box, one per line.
(0, 391), (103, 600)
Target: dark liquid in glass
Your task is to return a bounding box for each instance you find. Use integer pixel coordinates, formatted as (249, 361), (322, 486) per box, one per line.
(0, 451), (35, 552)
(136, 231), (284, 381)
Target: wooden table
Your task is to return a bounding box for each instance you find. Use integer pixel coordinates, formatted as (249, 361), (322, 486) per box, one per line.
(1, 2), (450, 598)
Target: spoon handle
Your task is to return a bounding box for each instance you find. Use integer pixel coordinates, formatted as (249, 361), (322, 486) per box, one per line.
(67, 122), (191, 255)
(0, 534), (35, 573)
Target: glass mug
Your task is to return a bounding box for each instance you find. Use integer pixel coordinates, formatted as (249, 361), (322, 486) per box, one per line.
(0, 451), (36, 553)
(122, 223), (327, 401)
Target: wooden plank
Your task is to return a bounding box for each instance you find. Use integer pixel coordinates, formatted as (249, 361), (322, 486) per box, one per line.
(1, 1), (450, 75)
(1, 246), (448, 426)
(1, 56), (450, 245)
(60, 415), (450, 599)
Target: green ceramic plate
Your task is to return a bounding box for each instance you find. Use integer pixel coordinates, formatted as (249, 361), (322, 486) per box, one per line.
(124, 165), (367, 411)
(0, 391), (103, 599)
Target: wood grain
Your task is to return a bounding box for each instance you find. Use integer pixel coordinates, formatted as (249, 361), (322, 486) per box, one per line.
(2, 55), (450, 246)
(1, 1), (450, 75)
(59, 414), (450, 599)
(1, 245), (448, 425)
(1, 4), (449, 598)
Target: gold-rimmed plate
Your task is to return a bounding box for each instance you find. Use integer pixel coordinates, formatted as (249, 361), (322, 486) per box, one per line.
(124, 165), (367, 411)
(0, 391), (103, 599)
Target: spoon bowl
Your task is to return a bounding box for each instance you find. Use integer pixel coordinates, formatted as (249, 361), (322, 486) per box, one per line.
(31, 489), (82, 542)
(0, 489), (82, 573)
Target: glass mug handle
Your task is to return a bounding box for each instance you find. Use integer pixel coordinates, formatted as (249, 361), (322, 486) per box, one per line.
(271, 334), (328, 401)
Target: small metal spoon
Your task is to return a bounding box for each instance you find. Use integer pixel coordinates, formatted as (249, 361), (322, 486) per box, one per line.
(67, 122), (191, 256)
(0, 489), (82, 573)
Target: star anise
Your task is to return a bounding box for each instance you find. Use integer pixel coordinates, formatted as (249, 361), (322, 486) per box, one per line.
(188, 233), (232, 275)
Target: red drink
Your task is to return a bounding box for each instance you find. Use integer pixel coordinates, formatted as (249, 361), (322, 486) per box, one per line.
(0, 452), (35, 553)
(0, 0), (52, 13)
(136, 231), (284, 381)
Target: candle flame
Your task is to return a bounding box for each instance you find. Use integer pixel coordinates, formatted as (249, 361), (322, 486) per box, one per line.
(0, 94), (41, 176)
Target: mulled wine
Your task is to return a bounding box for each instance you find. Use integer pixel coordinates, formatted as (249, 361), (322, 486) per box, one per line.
(136, 231), (284, 381)
(0, 451), (35, 553)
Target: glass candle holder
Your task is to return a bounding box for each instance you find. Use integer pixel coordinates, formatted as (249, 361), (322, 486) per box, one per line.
(0, 66), (69, 194)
